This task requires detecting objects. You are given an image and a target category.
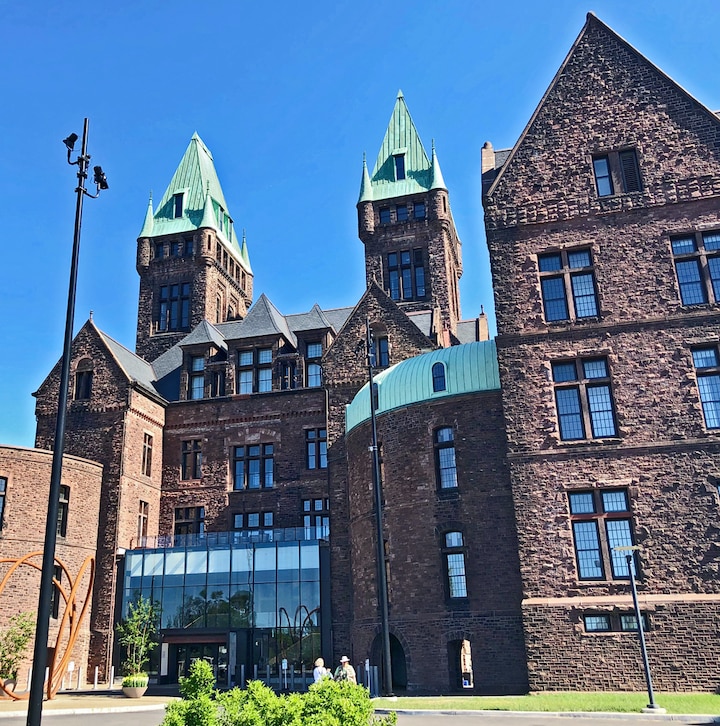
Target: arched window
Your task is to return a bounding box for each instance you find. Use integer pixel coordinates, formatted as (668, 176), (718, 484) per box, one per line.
(443, 531), (467, 598)
(432, 362), (446, 392)
(434, 427), (457, 489)
(74, 358), (93, 400)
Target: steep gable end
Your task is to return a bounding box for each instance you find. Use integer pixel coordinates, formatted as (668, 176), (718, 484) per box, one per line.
(485, 13), (720, 229)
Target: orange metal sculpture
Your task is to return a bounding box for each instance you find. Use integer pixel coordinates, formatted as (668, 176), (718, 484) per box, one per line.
(0, 552), (95, 700)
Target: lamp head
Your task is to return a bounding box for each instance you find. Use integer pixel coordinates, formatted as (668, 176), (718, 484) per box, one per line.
(63, 133), (78, 152)
(93, 166), (109, 190)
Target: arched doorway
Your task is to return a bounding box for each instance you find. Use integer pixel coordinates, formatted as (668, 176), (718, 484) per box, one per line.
(371, 633), (407, 691)
(447, 638), (474, 691)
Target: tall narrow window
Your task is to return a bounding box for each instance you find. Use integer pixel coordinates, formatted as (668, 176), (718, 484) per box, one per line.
(51, 565), (62, 619)
(394, 154), (406, 181)
(154, 241), (165, 260)
(593, 156), (613, 196)
(552, 357), (617, 441)
(181, 440), (202, 480)
(57, 485), (69, 537)
(303, 498), (330, 538)
(142, 433), (153, 477)
(212, 370), (226, 397)
(0, 477), (6, 531)
(173, 192), (184, 218)
(379, 207), (391, 224)
(158, 282), (191, 332)
(306, 428), (327, 469)
(234, 444), (274, 490)
(444, 531), (467, 598)
(189, 355), (205, 400)
(137, 500), (149, 542)
(396, 204), (408, 221)
(258, 348), (272, 393)
(306, 342), (322, 388)
(387, 249), (425, 301)
(568, 489), (636, 581)
(414, 202), (426, 220)
(435, 427), (458, 489)
(692, 347), (720, 429)
(672, 231), (720, 306)
(376, 337), (389, 368)
(538, 248), (598, 322)
(432, 362), (446, 392)
(74, 358), (93, 400)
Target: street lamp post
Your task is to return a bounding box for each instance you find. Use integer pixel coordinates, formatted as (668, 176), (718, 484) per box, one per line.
(613, 546), (664, 713)
(26, 120), (108, 726)
(366, 319), (393, 696)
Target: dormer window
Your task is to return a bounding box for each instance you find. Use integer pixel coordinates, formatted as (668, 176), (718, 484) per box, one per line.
(173, 193), (184, 218)
(432, 362), (446, 392)
(189, 355), (205, 400)
(394, 154), (406, 181)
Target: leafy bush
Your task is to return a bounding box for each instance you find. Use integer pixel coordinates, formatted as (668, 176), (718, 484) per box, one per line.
(180, 659), (216, 700)
(163, 671), (397, 726)
(0, 611), (35, 680)
(116, 596), (159, 676)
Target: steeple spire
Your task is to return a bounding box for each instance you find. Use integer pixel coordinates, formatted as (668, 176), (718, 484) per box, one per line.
(358, 152), (373, 203)
(138, 194), (154, 237)
(430, 140), (447, 191)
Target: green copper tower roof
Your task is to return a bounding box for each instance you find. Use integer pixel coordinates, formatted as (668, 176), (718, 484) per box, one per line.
(358, 91), (446, 203)
(139, 133), (251, 272)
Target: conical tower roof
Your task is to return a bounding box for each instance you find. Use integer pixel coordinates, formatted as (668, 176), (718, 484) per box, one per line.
(142, 133), (251, 272)
(366, 90), (433, 201)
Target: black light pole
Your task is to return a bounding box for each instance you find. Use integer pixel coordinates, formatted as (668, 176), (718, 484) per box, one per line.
(614, 546), (663, 713)
(366, 319), (393, 696)
(26, 119), (108, 726)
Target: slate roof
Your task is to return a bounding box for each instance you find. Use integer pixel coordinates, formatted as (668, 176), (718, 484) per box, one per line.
(97, 329), (158, 396)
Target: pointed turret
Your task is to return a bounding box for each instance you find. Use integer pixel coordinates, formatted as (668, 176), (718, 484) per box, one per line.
(357, 92), (463, 340)
(135, 133), (254, 361)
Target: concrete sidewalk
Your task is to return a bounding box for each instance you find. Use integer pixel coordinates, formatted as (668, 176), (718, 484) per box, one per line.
(0, 687), (178, 718)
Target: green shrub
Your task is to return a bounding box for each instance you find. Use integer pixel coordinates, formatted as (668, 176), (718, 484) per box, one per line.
(121, 672), (149, 688)
(180, 659), (216, 700)
(163, 695), (217, 726)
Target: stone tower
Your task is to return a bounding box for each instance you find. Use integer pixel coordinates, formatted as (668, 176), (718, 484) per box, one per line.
(135, 133), (253, 361)
(357, 92), (462, 343)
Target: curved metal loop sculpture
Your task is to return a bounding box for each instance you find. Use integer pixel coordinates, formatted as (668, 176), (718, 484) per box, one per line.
(0, 552), (95, 700)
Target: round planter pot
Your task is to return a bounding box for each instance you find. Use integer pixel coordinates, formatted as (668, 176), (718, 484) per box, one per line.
(122, 685), (148, 698)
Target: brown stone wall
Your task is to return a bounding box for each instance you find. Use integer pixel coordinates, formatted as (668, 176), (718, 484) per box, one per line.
(345, 392), (528, 694)
(0, 446), (101, 686)
(159, 389), (328, 536)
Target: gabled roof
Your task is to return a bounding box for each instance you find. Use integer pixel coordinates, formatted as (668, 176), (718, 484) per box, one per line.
(220, 294), (297, 347)
(139, 133), (251, 272)
(487, 13), (720, 198)
(286, 304), (334, 333)
(179, 320), (228, 350)
(360, 91), (445, 202)
(95, 327), (159, 397)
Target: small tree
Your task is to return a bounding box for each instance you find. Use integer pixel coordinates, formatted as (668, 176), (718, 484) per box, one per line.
(0, 612), (35, 681)
(116, 596), (159, 677)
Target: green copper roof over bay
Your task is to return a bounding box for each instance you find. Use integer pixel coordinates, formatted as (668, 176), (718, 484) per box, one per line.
(140, 133), (251, 272)
(345, 341), (500, 433)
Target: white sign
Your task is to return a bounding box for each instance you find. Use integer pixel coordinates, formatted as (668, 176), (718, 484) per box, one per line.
(281, 659), (288, 671)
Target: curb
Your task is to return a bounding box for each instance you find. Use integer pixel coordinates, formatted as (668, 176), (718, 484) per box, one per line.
(0, 703), (169, 719)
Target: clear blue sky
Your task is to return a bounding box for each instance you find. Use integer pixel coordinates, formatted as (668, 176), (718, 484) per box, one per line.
(1, 0), (719, 448)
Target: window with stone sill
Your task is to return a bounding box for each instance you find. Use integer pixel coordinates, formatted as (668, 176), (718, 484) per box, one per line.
(568, 488), (637, 581)
(691, 346), (720, 429)
(552, 356), (617, 441)
(592, 148), (642, 197)
(583, 612), (649, 633)
(157, 282), (190, 332)
(387, 249), (426, 302)
(74, 358), (93, 401)
(181, 440), (202, 480)
(671, 230), (720, 306)
(442, 531), (468, 599)
(142, 433), (153, 477)
(538, 248), (599, 323)
(434, 427), (457, 490)
(189, 355), (205, 400)
(233, 444), (274, 490)
(237, 348), (273, 394)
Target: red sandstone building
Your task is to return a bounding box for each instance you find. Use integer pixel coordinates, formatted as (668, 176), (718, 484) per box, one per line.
(3, 13), (720, 695)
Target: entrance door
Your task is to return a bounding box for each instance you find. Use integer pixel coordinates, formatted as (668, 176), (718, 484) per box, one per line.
(174, 642), (229, 687)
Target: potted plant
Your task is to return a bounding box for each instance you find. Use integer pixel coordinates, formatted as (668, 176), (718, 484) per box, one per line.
(116, 596), (158, 698)
(0, 612), (34, 695)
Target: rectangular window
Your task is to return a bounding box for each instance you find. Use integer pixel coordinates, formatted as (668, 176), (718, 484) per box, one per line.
(174, 506), (205, 536)
(435, 427), (458, 489)
(74, 369), (93, 400)
(396, 204), (408, 221)
(212, 370), (226, 397)
(238, 369), (252, 395)
(568, 488), (636, 581)
(444, 531), (467, 598)
(584, 613), (648, 632)
(155, 241), (165, 260)
(307, 362), (322, 388)
(181, 440), (202, 480)
(394, 154), (406, 181)
(413, 202), (426, 220)
(51, 565), (62, 619)
(387, 249), (426, 301)
(142, 433), (153, 477)
(552, 357), (617, 441)
(378, 337), (389, 367)
(234, 444), (274, 490)
(672, 230), (720, 306)
(692, 346), (720, 429)
(258, 367), (272, 393)
(158, 282), (191, 332)
(237, 349), (273, 393)
(303, 498), (330, 538)
(379, 207), (391, 224)
(57, 485), (69, 537)
(137, 500), (149, 542)
(0, 477), (6, 531)
(584, 614), (611, 632)
(538, 248), (598, 322)
(306, 428), (327, 469)
(307, 342), (322, 359)
(189, 355), (205, 400)
(592, 149), (641, 196)
(173, 192), (184, 218)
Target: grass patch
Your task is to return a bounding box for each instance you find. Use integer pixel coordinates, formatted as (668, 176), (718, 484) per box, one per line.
(372, 692), (720, 714)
